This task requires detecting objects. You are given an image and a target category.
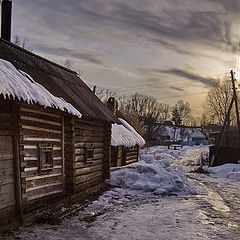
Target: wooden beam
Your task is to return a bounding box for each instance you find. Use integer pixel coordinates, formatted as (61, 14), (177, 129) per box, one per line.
(12, 104), (24, 224)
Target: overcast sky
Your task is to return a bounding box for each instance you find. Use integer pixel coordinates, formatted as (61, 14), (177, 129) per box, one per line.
(6, 0), (240, 116)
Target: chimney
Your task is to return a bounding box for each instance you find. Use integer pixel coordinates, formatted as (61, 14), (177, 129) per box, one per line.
(107, 97), (118, 115)
(1, 0), (12, 41)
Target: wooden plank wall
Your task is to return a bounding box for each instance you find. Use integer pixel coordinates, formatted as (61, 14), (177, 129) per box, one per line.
(111, 146), (124, 167)
(0, 134), (16, 223)
(69, 118), (111, 193)
(125, 145), (139, 165)
(110, 146), (118, 167)
(0, 102), (17, 223)
(64, 116), (75, 194)
(19, 104), (64, 211)
(111, 145), (139, 167)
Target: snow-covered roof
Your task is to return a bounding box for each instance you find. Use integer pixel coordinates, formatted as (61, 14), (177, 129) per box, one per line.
(155, 125), (206, 141)
(111, 118), (146, 147)
(118, 118), (146, 146)
(0, 59), (82, 118)
(189, 130), (205, 139)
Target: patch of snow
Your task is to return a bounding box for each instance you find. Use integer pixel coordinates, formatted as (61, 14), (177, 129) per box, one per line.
(203, 163), (240, 181)
(189, 129), (206, 139)
(0, 59), (82, 117)
(109, 146), (196, 195)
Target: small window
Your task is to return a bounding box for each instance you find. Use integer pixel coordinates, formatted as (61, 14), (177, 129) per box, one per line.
(86, 148), (94, 159)
(38, 143), (53, 171)
(83, 146), (94, 163)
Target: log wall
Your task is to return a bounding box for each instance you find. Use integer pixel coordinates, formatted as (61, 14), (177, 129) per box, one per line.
(125, 146), (139, 165)
(65, 117), (111, 194)
(0, 102), (17, 223)
(0, 135), (16, 223)
(110, 145), (139, 167)
(19, 104), (64, 212)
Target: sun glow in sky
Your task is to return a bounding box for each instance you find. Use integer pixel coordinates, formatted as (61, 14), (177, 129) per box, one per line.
(4, 0), (240, 116)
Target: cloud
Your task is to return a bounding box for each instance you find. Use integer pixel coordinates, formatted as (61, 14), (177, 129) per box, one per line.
(170, 86), (185, 92)
(159, 69), (214, 87)
(34, 44), (104, 65)
(11, 0), (238, 116)
(110, 2), (235, 51)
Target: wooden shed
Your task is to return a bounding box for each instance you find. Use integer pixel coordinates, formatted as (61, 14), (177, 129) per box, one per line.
(0, 38), (116, 224)
(107, 98), (145, 167)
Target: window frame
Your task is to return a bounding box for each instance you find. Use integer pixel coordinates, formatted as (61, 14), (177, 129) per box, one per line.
(83, 144), (94, 163)
(38, 143), (54, 172)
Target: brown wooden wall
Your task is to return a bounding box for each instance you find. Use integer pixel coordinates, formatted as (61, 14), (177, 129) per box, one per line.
(125, 146), (139, 165)
(65, 117), (111, 194)
(0, 135), (16, 223)
(0, 101), (22, 224)
(19, 104), (64, 212)
(110, 146), (125, 167)
(0, 100), (112, 224)
(111, 145), (139, 167)
(0, 103), (17, 223)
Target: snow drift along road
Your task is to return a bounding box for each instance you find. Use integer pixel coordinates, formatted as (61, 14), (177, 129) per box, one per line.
(109, 147), (197, 196)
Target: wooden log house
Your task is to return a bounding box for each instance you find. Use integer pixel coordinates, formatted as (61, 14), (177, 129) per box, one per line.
(0, 38), (116, 224)
(107, 98), (145, 167)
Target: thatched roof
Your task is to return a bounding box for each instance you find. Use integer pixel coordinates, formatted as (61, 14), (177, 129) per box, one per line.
(0, 38), (116, 123)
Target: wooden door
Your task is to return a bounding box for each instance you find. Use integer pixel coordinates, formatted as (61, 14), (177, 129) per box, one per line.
(0, 135), (16, 222)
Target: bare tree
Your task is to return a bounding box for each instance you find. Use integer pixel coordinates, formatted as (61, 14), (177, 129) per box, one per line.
(117, 93), (171, 139)
(203, 75), (235, 126)
(13, 35), (33, 51)
(118, 93), (169, 122)
(94, 87), (117, 104)
(62, 59), (75, 70)
(158, 103), (171, 123)
(61, 58), (82, 76)
(172, 99), (191, 126)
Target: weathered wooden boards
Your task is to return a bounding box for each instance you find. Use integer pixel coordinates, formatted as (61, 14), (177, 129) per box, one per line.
(65, 117), (111, 194)
(125, 146), (139, 165)
(0, 101), (112, 224)
(19, 104), (64, 211)
(0, 135), (16, 223)
(110, 145), (139, 167)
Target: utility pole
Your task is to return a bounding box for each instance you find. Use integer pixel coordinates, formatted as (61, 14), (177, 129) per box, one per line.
(209, 96), (234, 166)
(230, 70), (240, 162)
(93, 85), (96, 94)
(210, 70), (240, 166)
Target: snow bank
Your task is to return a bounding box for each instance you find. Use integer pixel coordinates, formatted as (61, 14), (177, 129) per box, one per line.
(0, 59), (82, 117)
(203, 164), (240, 181)
(111, 118), (145, 148)
(109, 147), (196, 195)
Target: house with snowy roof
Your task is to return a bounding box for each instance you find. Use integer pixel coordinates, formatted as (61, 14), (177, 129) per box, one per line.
(0, 1), (117, 225)
(107, 97), (146, 167)
(153, 124), (207, 146)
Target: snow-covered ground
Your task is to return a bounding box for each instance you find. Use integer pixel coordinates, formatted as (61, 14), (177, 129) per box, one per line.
(203, 164), (240, 181)
(109, 146), (200, 196)
(3, 145), (240, 240)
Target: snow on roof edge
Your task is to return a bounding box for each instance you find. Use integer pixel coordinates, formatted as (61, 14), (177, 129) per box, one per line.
(0, 59), (82, 118)
(111, 118), (146, 147)
(118, 118), (146, 147)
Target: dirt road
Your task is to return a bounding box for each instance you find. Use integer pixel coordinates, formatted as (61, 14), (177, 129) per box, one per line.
(2, 147), (240, 240)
